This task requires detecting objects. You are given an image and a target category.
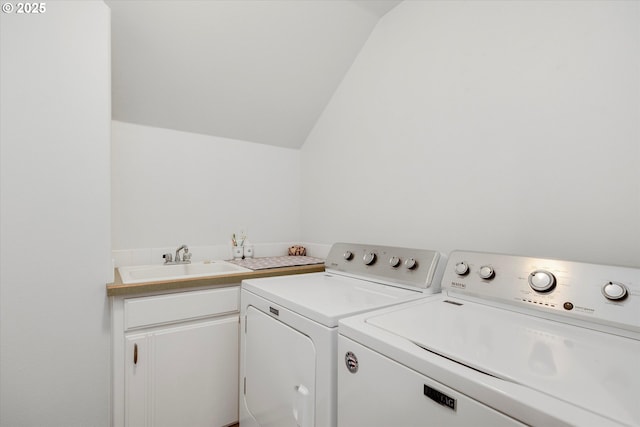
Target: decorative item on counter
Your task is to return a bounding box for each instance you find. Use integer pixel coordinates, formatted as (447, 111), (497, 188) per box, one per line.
(231, 232), (246, 247)
(244, 245), (254, 258)
(232, 232), (249, 259)
(233, 246), (244, 260)
(288, 245), (306, 256)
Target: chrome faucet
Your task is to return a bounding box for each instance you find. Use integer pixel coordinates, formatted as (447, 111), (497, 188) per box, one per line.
(175, 244), (188, 262)
(163, 244), (192, 264)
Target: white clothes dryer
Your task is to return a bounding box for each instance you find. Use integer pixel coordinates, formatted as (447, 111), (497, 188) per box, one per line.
(338, 250), (640, 426)
(239, 243), (446, 427)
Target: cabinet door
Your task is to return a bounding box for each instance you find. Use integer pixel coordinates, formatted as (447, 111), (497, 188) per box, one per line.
(124, 316), (239, 427)
(125, 334), (149, 427)
(152, 317), (239, 427)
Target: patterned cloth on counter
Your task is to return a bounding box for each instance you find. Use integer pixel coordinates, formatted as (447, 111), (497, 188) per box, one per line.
(228, 256), (324, 271)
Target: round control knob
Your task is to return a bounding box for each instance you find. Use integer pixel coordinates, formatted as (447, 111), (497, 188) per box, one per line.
(454, 262), (469, 276)
(343, 251), (354, 261)
(602, 281), (628, 301)
(389, 256), (401, 268)
(404, 258), (418, 270)
(363, 252), (377, 265)
(528, 270), (556, 293)
(478, 265), (495, 280)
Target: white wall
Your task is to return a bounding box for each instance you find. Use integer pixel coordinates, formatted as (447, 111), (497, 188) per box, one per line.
(0, 2), (112, 426)
(111, 121), (301, 262)
(301, 0), (640, 267)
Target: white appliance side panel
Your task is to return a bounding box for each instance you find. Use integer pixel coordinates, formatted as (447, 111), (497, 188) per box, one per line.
(245, 306), (316, 427)
(338, 336), (525, 427)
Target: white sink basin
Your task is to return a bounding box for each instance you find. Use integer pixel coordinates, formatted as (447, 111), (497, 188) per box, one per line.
(118, 261), (252, 284)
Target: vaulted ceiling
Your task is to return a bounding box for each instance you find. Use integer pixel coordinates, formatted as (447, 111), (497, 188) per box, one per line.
(106, 0), (402, 148)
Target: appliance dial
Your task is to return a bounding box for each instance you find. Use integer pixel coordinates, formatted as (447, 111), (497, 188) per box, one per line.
(389, 256), (401, 268)
(363, 252), (377, 265)
(343, 251), (354, 261)
(528, 270), (556, 293)
(404, 258), (417, 270)
(478, 265), (495, 280)
(454, 262), (469, 276)
(602, 281), (628, 301)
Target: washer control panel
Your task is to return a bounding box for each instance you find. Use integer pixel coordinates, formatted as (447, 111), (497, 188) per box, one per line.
(442, 250), (640, 334)
(325, 242), (446, 292)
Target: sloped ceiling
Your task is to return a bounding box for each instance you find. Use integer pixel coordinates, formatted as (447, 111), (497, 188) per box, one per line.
(107, 0), (402, 149)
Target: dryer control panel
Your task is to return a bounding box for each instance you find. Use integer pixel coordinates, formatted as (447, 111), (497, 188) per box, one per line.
(325, 243), (446, 292)
(442, 250), (640, 336)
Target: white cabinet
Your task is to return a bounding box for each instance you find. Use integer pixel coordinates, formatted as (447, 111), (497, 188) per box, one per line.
(112, 286), (240, 427)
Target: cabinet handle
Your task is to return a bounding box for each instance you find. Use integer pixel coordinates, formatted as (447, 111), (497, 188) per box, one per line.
(134, 344), (138, 365)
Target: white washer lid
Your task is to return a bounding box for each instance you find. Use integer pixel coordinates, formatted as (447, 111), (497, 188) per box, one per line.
(242, 272), (424, 327)
(365, 297), (640, 426)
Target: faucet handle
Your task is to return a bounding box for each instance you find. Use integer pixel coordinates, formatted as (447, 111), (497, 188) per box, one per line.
(183, 249), (192, 263)
(163, 253), (173, 263)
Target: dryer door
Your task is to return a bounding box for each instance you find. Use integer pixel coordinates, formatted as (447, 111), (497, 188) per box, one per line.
(245, 306), (316, 427)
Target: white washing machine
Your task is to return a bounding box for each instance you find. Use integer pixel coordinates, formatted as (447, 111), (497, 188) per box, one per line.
(239, 242), (446, 427)
(338, 250), (640, 427)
